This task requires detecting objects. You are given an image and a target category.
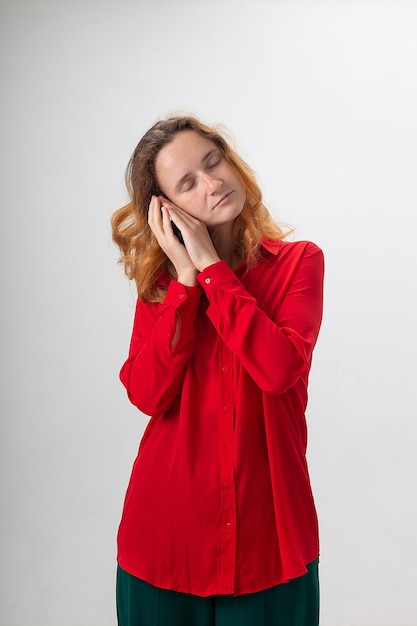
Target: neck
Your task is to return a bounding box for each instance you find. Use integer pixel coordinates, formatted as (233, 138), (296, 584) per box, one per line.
(208, 220), (242, 270)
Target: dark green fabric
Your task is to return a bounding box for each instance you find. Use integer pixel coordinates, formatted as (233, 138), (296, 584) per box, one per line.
(116, 559), (319, 626)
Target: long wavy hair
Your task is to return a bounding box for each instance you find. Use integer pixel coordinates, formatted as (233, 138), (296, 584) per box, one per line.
(112, 115), (286, 302)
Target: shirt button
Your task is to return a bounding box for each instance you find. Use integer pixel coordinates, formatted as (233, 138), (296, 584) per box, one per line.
(178, 293), (185, 299)
(204, 277), (211, 284)
(221, 366), (228, 373)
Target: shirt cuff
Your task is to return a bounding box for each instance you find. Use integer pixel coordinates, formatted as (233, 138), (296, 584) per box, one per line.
(197, 261), (236, 292)
(161, 280), (202, 312)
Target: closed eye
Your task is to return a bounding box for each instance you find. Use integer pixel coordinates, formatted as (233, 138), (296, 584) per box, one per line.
(181, 178), (196, 192)
(207, 155), (222, 170)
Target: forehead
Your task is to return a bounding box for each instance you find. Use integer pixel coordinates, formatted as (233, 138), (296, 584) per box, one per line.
(155, 130), (218, 185)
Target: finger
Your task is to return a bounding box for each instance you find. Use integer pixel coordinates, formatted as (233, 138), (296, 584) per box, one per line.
(163, 204), (195, 231)
(148, 196), (167, 240)
(147, 196), (155, 228)
(160, 204), (171, 228)
(159, 204), (186, 248)
(158, 195), (176, 212)
(148, 195), (160, 222)
(157, 199), (186, 235)
(158, 196), (188, 221)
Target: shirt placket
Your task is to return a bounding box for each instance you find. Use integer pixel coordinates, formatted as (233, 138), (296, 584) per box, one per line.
(218, 339), (236, 594)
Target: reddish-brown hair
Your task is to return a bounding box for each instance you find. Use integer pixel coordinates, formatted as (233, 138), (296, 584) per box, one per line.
(112, 115), (286, 302)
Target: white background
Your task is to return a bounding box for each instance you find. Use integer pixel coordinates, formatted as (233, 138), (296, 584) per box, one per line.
(1, 1), (416, 625)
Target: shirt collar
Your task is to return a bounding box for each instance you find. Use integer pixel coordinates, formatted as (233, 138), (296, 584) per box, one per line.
(259, 238), (282, 256)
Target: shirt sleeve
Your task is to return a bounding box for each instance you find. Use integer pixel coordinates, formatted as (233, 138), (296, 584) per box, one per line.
(197, 243), (324, 395)
(120, 280), (202, 415)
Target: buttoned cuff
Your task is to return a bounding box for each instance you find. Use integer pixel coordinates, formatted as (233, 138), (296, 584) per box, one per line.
(197, 261), (236, 292)
(161, 280), (202, 313)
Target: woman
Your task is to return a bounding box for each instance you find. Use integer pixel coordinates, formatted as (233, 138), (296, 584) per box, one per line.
(112, 115), (324, 626)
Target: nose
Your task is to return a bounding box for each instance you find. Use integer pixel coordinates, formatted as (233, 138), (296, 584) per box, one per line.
(201, 172), (221, 194)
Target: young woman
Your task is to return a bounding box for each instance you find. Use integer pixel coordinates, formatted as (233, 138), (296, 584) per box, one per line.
(112, 115), (324, 626)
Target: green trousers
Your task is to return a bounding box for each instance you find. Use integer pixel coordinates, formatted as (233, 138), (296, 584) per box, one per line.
(116, 559), (319, 626)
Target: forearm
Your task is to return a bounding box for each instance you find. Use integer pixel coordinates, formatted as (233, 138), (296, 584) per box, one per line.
(121, 281), (202, 415)
(197, 247), (324, 394)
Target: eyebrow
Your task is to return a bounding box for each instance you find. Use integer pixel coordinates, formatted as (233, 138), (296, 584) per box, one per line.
(174, 148), (220, 191)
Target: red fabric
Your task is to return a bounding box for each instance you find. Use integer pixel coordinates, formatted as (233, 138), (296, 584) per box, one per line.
(117, 239), (324, 597)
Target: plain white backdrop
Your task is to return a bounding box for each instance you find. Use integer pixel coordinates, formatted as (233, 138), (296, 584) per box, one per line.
(1, 1), (416, 625)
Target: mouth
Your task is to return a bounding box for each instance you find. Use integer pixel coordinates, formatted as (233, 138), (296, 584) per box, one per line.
(213, 191), (233, 208)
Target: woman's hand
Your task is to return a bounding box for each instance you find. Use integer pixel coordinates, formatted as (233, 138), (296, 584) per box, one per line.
(148, 196), (198, 286)
(148, 196), (221, 280)
(157, 197), (220, 272)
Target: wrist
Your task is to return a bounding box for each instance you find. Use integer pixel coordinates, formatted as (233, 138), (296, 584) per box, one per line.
(177, 268), (198, 287)
(197, 255), (221, 273)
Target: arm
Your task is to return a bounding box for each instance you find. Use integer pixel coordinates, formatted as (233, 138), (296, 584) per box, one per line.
(120, 280), (202, 416)
(121, 195), (216, 416)
(197, 243), (324, 394)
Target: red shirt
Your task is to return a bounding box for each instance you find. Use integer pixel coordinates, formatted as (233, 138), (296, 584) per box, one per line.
(117, 239), (324, 597)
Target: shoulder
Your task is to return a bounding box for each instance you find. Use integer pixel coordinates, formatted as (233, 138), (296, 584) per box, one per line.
(259, 239), (324, 283)
(261, 238), (324, 261)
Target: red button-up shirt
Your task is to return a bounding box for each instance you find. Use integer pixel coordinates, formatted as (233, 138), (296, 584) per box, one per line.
(117, 239), (324, 597)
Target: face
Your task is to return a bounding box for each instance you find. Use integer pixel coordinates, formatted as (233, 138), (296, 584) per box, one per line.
(154, 130), (246, 229)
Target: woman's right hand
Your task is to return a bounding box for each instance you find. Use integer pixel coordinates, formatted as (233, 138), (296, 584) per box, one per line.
(148, 195), (198, 286)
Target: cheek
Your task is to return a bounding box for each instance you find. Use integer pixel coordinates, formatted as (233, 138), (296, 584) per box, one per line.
(178, 193), (203, 215)
(227, 168), (244, 192)
(167, 191), (191, 210)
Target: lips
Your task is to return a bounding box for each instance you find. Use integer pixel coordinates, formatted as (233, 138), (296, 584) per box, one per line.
(213, 191), (233, 208)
